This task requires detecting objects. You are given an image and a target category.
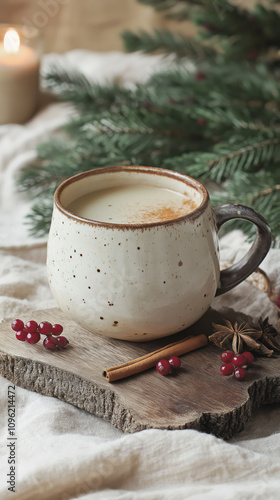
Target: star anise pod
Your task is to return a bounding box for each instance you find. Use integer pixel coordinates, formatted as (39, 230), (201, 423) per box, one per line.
(209, 320), (263, 354)
(255, 317), (280, 355)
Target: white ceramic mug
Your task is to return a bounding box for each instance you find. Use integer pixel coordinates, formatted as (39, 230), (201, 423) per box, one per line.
(47, 166), (271, 341)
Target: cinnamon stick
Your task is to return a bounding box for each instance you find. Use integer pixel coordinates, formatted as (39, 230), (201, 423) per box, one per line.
(102, 334), (208, 382)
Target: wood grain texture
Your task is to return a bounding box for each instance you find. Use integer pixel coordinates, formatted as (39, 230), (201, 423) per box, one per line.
(0, 307), (279, 439)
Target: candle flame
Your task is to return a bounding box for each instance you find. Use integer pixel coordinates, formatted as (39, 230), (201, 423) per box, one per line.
(4, 29), (20, 54)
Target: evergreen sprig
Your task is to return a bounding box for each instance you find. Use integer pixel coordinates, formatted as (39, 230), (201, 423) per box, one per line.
(122, 29), (216, 58)
(163, 136), (280, 183)
(211, 169), (280, 242)
(43, 69), (131, 111)
(137, 0), (203, 21)
(25, 197), (54, 238)
(123, 1), (280, 63)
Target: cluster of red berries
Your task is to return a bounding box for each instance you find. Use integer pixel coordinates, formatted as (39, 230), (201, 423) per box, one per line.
(156, 356), (181, 376)
(220, 350), (254, 381)
(11, 319), (69, 351)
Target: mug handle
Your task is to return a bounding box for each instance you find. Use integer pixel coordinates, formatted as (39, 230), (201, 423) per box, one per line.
(214, 204), (271, 296)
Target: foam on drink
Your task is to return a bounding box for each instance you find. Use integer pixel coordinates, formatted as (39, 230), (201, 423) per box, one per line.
(67, 184), (198, 224)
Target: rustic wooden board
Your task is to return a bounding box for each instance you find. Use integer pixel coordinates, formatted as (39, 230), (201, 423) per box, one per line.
(0, 307), (279, 439)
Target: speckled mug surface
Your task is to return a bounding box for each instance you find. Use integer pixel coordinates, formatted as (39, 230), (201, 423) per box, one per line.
(47, 166), (271, 341)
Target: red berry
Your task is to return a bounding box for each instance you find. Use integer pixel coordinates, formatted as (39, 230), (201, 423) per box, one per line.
(52, 323), (63, 336)
(232, 354), (246, 367)
(25, 320), (38, 333)
(220, 363), (234, 376)
(197, 118), (207, 126)
(168, 356), (181, 370)
(156, 359), (171, 376)
(11, 319), (24, 332)
(43, 336), (58, 351)
(221, 350), (234, 363)
(195, 72), (206, 81)
(213, 25), (221, 34)
(242, 351), (254, 365)
(56, 336), (68, 348)
(248, 49), (258, 61)
(15, 329), (27, 341)
(39, 321), (52, 335)
(234, 367), (247, 381)
(26, 331), (41, 344)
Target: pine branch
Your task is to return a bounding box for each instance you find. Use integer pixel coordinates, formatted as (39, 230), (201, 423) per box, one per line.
(24, 197), (54, 238)
(17, 138), (131, 196)
(124, 1), (280, 64)
(250, 183), (280, 204)
(136, 0), (203, 21)
(211, 169), (280, 244)
(122, 29), (216, 59)
(44, 62), (280, 130)
(66, 105), (213, 155)
(192, 2), (280, 62)
(163, 136), (280, 182)
(195, 1), (252, 36)
(147, 62), (280, 114)
(138, 0), (202, 7)
(43, 68), (131, 111)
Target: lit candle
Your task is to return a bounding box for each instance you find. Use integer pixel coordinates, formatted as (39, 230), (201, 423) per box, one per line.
(0, 27), (40, 125)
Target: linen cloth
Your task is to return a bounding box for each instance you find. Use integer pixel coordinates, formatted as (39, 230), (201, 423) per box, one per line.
(0, 51), (280, 500)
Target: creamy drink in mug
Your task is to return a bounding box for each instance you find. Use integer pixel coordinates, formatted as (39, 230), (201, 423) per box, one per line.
(47, 166), (271, 341)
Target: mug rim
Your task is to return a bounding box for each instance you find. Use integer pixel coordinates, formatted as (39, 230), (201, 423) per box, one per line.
(54, 166), (209, 229)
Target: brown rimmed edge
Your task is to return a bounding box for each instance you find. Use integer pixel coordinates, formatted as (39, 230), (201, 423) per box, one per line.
(54, 166), (209, 230)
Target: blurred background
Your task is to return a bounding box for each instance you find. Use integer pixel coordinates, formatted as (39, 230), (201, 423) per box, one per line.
(0, 0), (195, 53)
(0, 0), (260, 53)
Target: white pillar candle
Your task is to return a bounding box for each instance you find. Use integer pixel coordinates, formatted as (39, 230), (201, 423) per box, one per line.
(0, 28), (40, 125)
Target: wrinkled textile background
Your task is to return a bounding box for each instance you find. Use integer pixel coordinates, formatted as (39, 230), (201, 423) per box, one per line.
(0, 51), (280, 500)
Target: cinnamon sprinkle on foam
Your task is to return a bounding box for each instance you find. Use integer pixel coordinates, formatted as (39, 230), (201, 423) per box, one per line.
(129, 199), (198, 224)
